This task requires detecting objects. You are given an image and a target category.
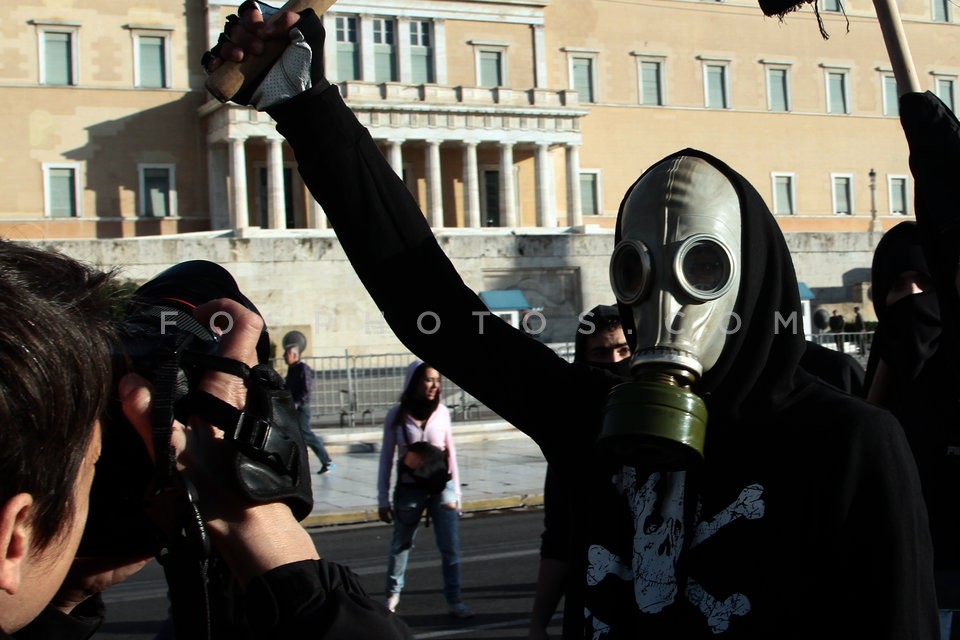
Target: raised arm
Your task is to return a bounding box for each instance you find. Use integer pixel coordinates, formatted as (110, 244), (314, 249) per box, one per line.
(206, 6), (612, 455)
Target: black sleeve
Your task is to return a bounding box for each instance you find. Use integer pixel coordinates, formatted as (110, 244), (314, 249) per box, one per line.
(12, 597), (104, 640)
(899, 91), (960, 335)
(242, 559), (413, 638)
(267, 88), (613, 462)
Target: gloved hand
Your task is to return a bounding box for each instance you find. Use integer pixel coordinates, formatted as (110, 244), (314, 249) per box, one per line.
(378, 507), (394, 524)
(201, 0), (329, 110)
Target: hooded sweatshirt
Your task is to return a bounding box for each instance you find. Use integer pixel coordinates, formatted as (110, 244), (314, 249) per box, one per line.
(269, 87), (937, 639)
(377, 359), (461, 509)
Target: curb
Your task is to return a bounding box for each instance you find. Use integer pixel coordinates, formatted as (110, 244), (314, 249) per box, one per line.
(302, 492), (545, 528)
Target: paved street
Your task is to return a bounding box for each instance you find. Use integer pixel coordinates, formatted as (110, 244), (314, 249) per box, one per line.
(303, 420), (548, 527)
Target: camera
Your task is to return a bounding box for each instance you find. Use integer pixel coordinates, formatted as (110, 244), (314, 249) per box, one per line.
(78, 260), (306, 557)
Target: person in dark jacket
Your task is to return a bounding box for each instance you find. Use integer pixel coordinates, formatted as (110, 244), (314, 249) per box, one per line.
(895, 91), (960, 639)
(284, 341), (335, 474)
(207, 8), (938, 638)
(529, 305), (631, 640)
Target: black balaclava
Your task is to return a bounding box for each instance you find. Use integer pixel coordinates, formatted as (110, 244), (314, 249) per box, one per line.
(869, 221), (942, 381)
(614, 148), (811, 430)
(575, 304), (631, 377)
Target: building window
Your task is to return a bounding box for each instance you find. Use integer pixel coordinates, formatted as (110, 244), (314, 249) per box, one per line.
(882, 73), (899, 116)
(639, 59), (664, 106)
(825, 69), (850, 114)
(935, 76), (956, 112)
(39, 28), (77, 86)
(133, 32), (170, 88)
(888, 175), (909, 215)
(772, 173), (796, 215)
(568, 54), (597, 103)
(766, 66), (791, 112)
(139, 164), (176, 217)
(372, 18), (397, 83)
(822, 0), (842, 11)
(482, 169), (501, 227)
(932, 0), (951, 22)
(580, 171), (601, 215)
(703, 63), (729, 109)
(409, 20), (434, 84)
(475, 46), (506, 87)
(335, 15), (360, 81)
(43, 164), (80, 217)
(832, 174), (854, 214)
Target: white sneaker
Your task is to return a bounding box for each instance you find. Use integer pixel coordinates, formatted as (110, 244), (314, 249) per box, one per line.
(386, 593), (400, 613)
(448, 602), (475, 619)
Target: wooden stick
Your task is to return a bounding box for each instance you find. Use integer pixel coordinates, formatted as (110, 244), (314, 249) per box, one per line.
(872, 0), (921, 96)
(205, 0), (338, 103)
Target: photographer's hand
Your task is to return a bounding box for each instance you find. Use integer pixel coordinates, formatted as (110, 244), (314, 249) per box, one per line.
(50, 555), (152, 616)
(121, 298), (319, 588)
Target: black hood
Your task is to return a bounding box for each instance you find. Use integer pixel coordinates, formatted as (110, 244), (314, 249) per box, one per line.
(614, 148), (811, 424)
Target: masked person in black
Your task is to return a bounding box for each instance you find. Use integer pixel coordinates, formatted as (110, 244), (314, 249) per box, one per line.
(865, 220), (960, 636)
(529, 305), (631, 640)
(205, 7), (937, 637)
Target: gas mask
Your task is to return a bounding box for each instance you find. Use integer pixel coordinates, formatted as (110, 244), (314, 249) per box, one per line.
(601, 155), (742, 468)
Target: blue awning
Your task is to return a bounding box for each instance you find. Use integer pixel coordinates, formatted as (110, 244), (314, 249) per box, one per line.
(798, 282), (815, 300)
(479, 289), (534, 311)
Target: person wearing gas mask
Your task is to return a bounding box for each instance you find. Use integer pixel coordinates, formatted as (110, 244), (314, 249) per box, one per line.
(529, 305), (630, 640)
(206, 6), (937, 637)
(865, 220), (960, 637)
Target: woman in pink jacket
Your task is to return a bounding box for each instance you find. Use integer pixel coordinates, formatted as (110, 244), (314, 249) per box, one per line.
(377, 359), (474, 619)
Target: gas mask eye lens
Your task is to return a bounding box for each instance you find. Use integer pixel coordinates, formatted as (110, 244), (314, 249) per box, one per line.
(610, 239), (651, 305)
(677, 236), (733, 300)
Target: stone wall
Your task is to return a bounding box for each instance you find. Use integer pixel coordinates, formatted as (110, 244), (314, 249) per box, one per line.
(32, 228), (881, 357)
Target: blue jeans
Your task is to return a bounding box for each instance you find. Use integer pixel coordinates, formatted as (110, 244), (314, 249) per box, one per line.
(385, 481), (462, 604)
(297, 404), (331, 466)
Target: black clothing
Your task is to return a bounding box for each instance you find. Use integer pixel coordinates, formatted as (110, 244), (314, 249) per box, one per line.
(866, 218), (960, 581)
(800, 340), (866, 396)
(9, 560), (411, 639)
(270, 86), (937, 639)
(284, 360), (312, 408)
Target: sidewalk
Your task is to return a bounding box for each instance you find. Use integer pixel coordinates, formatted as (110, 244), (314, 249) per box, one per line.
(302, 420), (548, 527)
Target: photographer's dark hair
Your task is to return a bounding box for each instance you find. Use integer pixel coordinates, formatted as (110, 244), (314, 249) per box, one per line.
(0, 241), (119, 549)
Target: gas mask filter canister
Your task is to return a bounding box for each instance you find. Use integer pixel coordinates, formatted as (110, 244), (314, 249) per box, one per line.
(600, 156), (742, 469)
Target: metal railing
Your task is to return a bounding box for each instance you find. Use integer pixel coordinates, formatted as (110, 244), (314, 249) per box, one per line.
(808, 331), (873, 367)
(276, 346), (574, 429)
(282, 333), (871, 428)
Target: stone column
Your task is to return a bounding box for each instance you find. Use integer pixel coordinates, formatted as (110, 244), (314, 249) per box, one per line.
(387, 140), (403, 177)
(397, 18), (412, 83)
(227, 137), (249, 230)
(360, 14), (375, 81)
(266, 137), (286, 230)
(565, 143), (583, 227)
(532, 24), (547, 89)
(535, 142), (556, 227)
(309, 196), (327, 229)
(499, 142), (518, 227)
(207, 144), (229, 230)
(463, 142), (481, 228)
(425, 140), (444, 228)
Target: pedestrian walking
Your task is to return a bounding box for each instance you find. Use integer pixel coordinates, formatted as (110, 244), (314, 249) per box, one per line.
(283, 332), (335, 474)
(377, 359), (474, 619)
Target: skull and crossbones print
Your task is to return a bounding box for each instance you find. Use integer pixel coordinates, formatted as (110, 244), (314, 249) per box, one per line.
(586, 467), (765, 637)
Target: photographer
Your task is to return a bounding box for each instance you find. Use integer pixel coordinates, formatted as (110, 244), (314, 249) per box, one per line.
(0, 241), (412, 638)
